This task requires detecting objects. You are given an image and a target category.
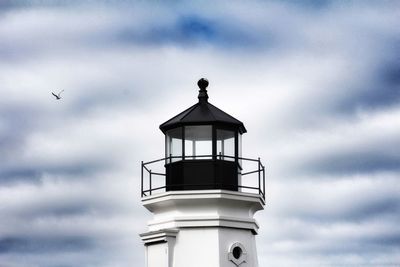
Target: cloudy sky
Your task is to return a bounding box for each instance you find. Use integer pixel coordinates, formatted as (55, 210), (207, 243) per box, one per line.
(1, 0), (399, 266)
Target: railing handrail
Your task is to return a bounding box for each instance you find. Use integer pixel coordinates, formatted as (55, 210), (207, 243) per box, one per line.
(141, 154), (266, 200)
(142, 154), (262, 165)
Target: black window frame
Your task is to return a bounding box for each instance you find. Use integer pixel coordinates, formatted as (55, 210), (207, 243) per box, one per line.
(165, 124), (241, 166)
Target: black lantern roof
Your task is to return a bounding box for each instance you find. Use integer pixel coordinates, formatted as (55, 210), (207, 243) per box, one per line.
(159, 78), (247, 134)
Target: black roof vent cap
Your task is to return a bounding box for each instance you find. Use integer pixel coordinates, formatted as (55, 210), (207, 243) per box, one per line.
(197, 78), (209, 103)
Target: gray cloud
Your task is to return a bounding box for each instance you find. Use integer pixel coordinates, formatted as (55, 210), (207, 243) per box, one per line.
(0, 236), (93, 254)
(1, 1), (399, 267)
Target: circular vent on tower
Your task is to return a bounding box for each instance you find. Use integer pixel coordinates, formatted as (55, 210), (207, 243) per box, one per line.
(233, 246), (242, 259)
(228, 242), (247, 266)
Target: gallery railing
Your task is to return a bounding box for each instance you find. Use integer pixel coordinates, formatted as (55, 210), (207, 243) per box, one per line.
(141, 155), (265, 201)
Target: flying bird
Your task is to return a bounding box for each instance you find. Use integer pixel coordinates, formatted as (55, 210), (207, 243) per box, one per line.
(51, 90), (64, 100)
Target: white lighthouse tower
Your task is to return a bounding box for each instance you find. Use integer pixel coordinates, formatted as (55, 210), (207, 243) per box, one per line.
(140, 79), (265, 267)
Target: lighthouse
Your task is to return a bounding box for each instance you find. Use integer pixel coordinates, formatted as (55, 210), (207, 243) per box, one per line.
(140, 79), (265, 267)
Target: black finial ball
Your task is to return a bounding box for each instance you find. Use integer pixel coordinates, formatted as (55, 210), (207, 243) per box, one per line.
(197, 78), (209, 90)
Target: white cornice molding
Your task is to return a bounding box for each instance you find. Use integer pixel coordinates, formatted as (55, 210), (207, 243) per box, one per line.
(140, 229), (179, 245)
(147, 215), (260, 234)
(142, 189), (265, 206)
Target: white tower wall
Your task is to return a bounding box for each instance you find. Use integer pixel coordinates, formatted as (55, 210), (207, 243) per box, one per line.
(140, 190), (264, 267)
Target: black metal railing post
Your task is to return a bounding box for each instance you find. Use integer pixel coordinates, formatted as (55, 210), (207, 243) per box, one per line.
(262, 165), (266, 199)
(149, 169), (152, 195)
(141, 161), (144, 197)
(258, 158), (261, 194)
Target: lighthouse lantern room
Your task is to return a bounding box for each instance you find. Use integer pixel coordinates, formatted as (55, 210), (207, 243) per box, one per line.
(140, 79), (266, 267)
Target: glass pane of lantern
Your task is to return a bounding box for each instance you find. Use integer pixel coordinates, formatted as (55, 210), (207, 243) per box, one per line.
(184, 125), (212, 159)
(184, 140), (193, 157)
(216, 129), (235, 161)
(166, 127), (182, 163)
